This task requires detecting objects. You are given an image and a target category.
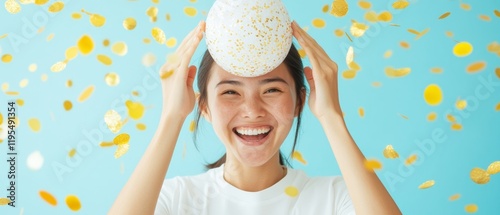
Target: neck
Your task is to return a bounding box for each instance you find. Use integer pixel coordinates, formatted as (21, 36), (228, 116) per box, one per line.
(223, 154), (286, 192)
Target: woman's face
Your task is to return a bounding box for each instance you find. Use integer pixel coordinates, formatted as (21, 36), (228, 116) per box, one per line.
(203, 63), (300, 167)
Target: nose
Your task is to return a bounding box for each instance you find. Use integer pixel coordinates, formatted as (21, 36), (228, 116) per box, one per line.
(240, 94), (266, 119)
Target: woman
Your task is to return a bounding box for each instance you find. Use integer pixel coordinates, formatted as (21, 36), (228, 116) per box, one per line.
(109, 20), (402, 215)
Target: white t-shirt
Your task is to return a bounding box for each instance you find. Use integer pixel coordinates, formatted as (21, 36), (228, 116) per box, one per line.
(155, 164), (355, 215)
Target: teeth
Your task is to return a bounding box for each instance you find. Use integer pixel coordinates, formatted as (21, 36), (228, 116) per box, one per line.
(235, 127), (271, 136)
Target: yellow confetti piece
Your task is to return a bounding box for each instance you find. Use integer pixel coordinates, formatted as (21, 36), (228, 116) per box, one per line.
(350, 21), (368, 37)
(0, 197), (10, 205)
(152, 27), (166, 44)
(41, 74), (48, 81)
(312, 18), (326, 28)
(114, 133), (130, 145)
(486, 161), (500, 174)
(364, 159), (382, 171)
(470, 167), (490, 184)
(460, 3), (471, 11)
(407, 29), (419, 35)
(115, 143), (130, 159)
(495, 102), (500, 111)
(184, 6), (197, 17)
(466, 61), (486, 73)
(71, 12), (82, 19)
(334, 29), (344, 37)
(495, 10), (500, 17)
(142, 53), (156, 67)
(439, 12), (451, 19)
(383, 145), (399, 159)
(78, 85), (95, 102)
(96, 54), (112, 66)
(427, 112), (437, 121)
(400, 114), (409, 120)
(48, 1), (64, 13)
(146, 6), (158, 22)
(35, 0), (48, 5)
(424, 84), (443, 106)
(479, 15), (491, 22)
(16, 99), (24, 106)
(28, 63), (37, 72)
(46, 33), (55, 41)
(111, 42), (128, 56)
(126, 100), (145, 120)
(160, 70), (174, 79)
(123, 17), (136, 30)
(5, 91), (20, 96)
(384, 50), (392, 58)
(348, 61), (361, 71)
(189, 120), (196, 132)
(456, 99), (467, 110)
(105, 72), (120, 87)
(0, 33), (7, 39)
(346, 46), (354, 65)
(449, 193), (461, 201)
(415, 28), (430, 40)
(2, 83), (8, 91)
(400, 41), (410, 49)
(39, 190), (57, 206)
(358, 107), (364, 117)
(136, 123), (146, 131)
(165, 37), (177, 48)
(1, 54), (13, 63)
(65, 46), (78, 61)
(465, 204), (478, 213)
(292, 150), (307, 165)
(298, 49), (306, 58)
(99, 141), (114, 147)
(392, 0), (409, 9)
(66, 80), (73, 88)
(377, 11), (392, 22)
(82, 9), (106, 27)
(385, 67), (411, 78)
(68, 148), (76, 157)
(28, 118), (41, 132)
(330, 0), (348, 17)
(77, 35), (94, 55)
(430, 67), (443, 73)
(19, 79), (29, 88)
(453, 41), (473, 57)
(342, 70), (357, 79)
(445, 31), (454, 38)
(358, 1), (371, 9)
(63, 100), (72, 111)
(405, 154), (417, 165)
(0, 113), (3, 125)
(322, 4), (329, 13)
(103, 39), (110, 47)
(51, 61), (66, 72)
(284, 186), (299, 197)
(496, 68), (500, 79)
(65, 195), (81, 211)
(105, 110), (124, 133)
(345, 31), (353, 42)
(364, 11), (377, 22)
(5, 0), (21, 14)
(418, 180), (435, 189)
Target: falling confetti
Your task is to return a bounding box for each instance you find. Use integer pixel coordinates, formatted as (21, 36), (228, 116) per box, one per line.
(292, 150), (307, 165)
(104, 110), (125, 133)
(322, 4), (329, 13)
(39, 190), (57, 206)
(113, 133), (130, 145)
(78, 85), (95, 102)
(65, 195), (81, 211)
(96, 54), (113, 66)
(68, 148), (76, 157)
(377, 11), (392, 22)
(453, 41), (473, 57)
(50, 61), (67, 72)
(152, 27), (166, 44)
(466, 61), (486, 73)
(142, 53), (156, 67)
(165, 37), (177, 48)
(427, 112), (437, 121)
(400, 41), (410, 49)
(27, 150), (44, 170)
(160, 70), (174, 79)
(478, 15), (491, 22)
(28, 118), (41, 132)
(470, 167), (490, 184)
(334, 29), (344, 37)
(0, 197), (10, 205)
(115, 143), (129, 159)
(46, 33), (55, 41)
(99, 142), (114, 147)
(486, 161), (500, 174)
(19, 79), (29, 88)
(342, 70), (357, 79)
(449, 194), (461, 201)
(364, 159), (382, 171)
(77, 35), (94, 55)
(48, 1), (64, 13)
(184, 6), (197, 17)
(405, 154), (418, 165)
(103, 39), (110, 47)
(29, 63), (37, 72)
(464, 204), (478, 213)
(284, 186), (299, 197)
(439, 12), (451, 19)
(385, 67), (411, 78)
(111, 42), (128, 56)
(418, 180), (435, 189)
(446, 114), (456, 122)
(298, 49), (306, 58)
(496, 68), (500, 79)
(1, 54), (12, 63)
(330, 0), (348, 17)
(392, 0), (409, 9)
(125, 100), (145, 120)
(383, 145), (399, 159)
(384, 50), (392, 58)
(82, 9), (106, 27)
(71, 12), (82, 19)
(5, 0), (21, 14)
(65, 46), (78, 61)
(312, 18), (326, 28)
(456, 99), (467, 110)
(358, 107), (365, 118)
(358, 1), (371, 9)
(63, 100), (72, 111)
(350, 21), (369, 37)
(495, 10), (500, 17)
(460, 3), (471, 11)
(123, 17), (137, 30)
(136, 123), (146, 131)
(423, 84), (443, 106)
(105, 72), (120, 86)
(430, 67), (443, 73)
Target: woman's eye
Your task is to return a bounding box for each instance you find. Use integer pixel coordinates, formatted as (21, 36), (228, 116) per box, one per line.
(265, 88), (282, 93)
(222, 90), (237, 95)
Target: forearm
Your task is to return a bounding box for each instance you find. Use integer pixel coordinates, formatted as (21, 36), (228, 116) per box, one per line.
(108, 114), (185, 215)
(319, 114), (401, 215)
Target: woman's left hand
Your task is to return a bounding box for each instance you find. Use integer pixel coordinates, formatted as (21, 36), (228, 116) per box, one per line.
(291, 21), (342, 121)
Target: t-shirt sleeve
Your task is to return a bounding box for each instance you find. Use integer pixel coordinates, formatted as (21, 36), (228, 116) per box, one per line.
(154, 179), (174, 215)
(332, 177), (356, 215)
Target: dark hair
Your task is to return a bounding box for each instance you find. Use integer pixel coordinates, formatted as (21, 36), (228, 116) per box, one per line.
(193, 43), (306, 169)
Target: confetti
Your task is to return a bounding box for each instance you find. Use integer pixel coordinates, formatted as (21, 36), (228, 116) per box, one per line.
(66, 80), (73, 87)
(99, 142), (114, 147)
(65, 195), (81, 211)
(358, 1), (371, 9)
(29, 63), (37, 72)
(364, 159), (382, 171)
(495, 10), (500, 17)
(189, 120), (196, 132)
(359, 107), (364, 117)
(71, 12), (82, 19)
(392, 0), (409, 9)
(28, 118), (41, 132)
(46, 33), (55, 41)
(466, 61), (486, 73)
(298, 49), (306, 58)
(348, 62), (361, 71)
(111, 42), (128, 56)
(165, 37), (177, 48)
(5, 0), (21, 14)
(460, 3), (471, 11)
(284, 186), (299, 197)
(330, 0), (348, 17)
(405, 154), (418, 165)
(160, 70), (174, 79)
(496, 68), (500, 79)
(470, 167), (490, 184)
(105, 72), (120, 86)
(334, 29), (344, 37)
(184, 7), (197, 17)
(68, 148), (76, 157)
(146, 6), (158, 22)
(385, 67), (411, 78)
(78, 85), (95, 102)
(27, 150), (44, 170)
(152, 27), (166, 44)
(1, 54), (12, 63)
(35, 0), (48, 5)
(82, 9), (106, 27)
(486, 161), (500, 174)
(322, 4), (329, 13)
(418, 180), (435, 189)
(65, 46), (78, 61)
(415, 28), (430, 40)
(50, 61), (66, 72)
(346, 46), (354, 65)
(400, 41), (410, 49)
(77, 35), (94, 55)
(427, 112), (437, 121)
(115, 143), (129, 159)
(39, 190), (57, 206)
(430, 67), (443, 73)
(495, 102), (500, 111)
(63, 100), (72, 111)
(166, 13), (171, 21)
(423, 84), (443, 106)
(449, 194), (461, 201)
(456, 99), (467, 110)
(292, 150), (307, 165)
(439, 12), (451, 19)
(383, 145), (399, 159)
(103, 39), (110, 47)
(0, 113), (3, 125)
(41, 74), (48, 81)
(453, 41), (473, 57)
(104, 110), (124, 133)
(312, 18), (326, 28)
(479, 15), (491, 22)
(350, 21), (368, 37)
(123, 17), (137, 30)
(126, 100), (145, 120)
(384, 50), (392, 58)
(0, 197), (10, 205)
(48, 1), (64, 13)
(377, 11), (392, 22)
(113, 133), (130, 145)
(342, 70), (357, 79)
(407, 29), (419, 35)
(136, 123), (146, 131)
(16, 99), (24, 106)
(465, 204), (478, 213)
(96, 54), (113, 66)
(19, 79), (29, 88)
(142, 53), (156, 67)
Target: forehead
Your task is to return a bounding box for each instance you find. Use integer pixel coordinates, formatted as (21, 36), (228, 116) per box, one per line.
(208, 63), (294, 85)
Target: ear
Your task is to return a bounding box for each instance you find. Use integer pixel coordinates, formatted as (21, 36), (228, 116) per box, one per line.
(201, 104), (212, 123)
(294, 87), (306, 117)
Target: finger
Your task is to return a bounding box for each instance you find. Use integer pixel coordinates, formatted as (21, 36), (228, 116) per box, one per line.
(291, 21), (323, 74)
(179, 26), (204, 80)
(304, 66), (315, 92)
(176, 21), (204, 56)
(292, 21), (331, 64)
(187, 65), (197, 87)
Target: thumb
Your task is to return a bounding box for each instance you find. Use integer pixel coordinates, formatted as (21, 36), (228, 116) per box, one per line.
(187, 65), (197, 87)
(304, 66), (315, 92)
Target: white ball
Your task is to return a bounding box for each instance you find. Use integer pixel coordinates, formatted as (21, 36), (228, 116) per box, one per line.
(205, 0), (293, 77)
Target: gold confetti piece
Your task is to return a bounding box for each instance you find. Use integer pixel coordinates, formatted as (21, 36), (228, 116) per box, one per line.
(465, 204), (478, 213)
(447, 114), (456, 123)
(312, 18), (326, 28)
(0, 113), (3, 124)
(152, 27), (166, 44)
(377, 11), (392, 22)
(78, 85), (95, 102)
(65, 46), (78, 61)
(392, 0), (409, 9)
(68, 148), (76, 157)
(77, 35), (94, 55)
(105, 73), (120, 87)
(407, 29), (419, 35)
(99, 142), (114, 147)
(495, 102), (500, 111)
(430, 67), (443, 73)
(418, 180), (435, 189)
(345, 31), (353, 42)
(358, 1), (371, 9)
(28, 64), (37, 72)
(449, 193), (461, 201)
(383, 145), (399, 159)
(39, 190), (57, 206)
(28, 118), (41, 132)
(453, 41), (473, 57)
(48, 1), (64, 13)
(496, 68), (500, 79)
(5, 0), (21, 14)
(346, 46), (354, 65)
(364, 159), (382, 171)
(123, 17), (136, 30)
(415, 27), (430, 39)
(1, 54), (12, 63)
(0, 34), (7, 39)
(358, 107), (364, 117)
(126, 100), (145, 120)
(114, 143), (129, 159)
(160, 70), (174, 79)
(466, 61), (486, 73)
(445, 31), (454, 38)
(71, 12), (82, 19)
(460, 3), (471, 11)
(470, 167), (490, 184)
(142, 53), (156, 67)
(114, 133), (130, 145)
(66, 80), (73, 87)
(385, 67), (411, 78)
(284, 186), (299, 197)
(189, 120), (196, 132)
(348, 61), (361, 71)
(81, 9), (106, 27)
(334, 29), (344, 37)
(298, 49), (306, 58)
(479, 15), (491, 21)
(405, 154), (417, 165)
(322, 4), (329, 13)
(372, 82), (382, 87)
(63, 100), (72, 111)
(104, 110), (124, 133)
(165, 37), (177, 48)
(2, 83), (8, 91)
(0, 197), (10, 205)
(384, 50), (392, 58)
(16, 99), (24, 106)
(51, 61), (66, 72)
(342, 70), (357, 79)
(350, 21), (368, 37)
(486, 161), (500, 174)
(292, 150), (307, 165)
(456, 99), (467, 110)
(35, 0), (48, 5)
(439, 12), (451, 19)
(111, 42), (128, 56)
(424, 84), (443, 106)
(152, 0), (159, 3)
(96, 54), (112, 66)
(46, 33), (55, 41)
(19, 79), (29, 88)
(451, 123), (463, 130)
(330, 0), (348, 17)
(495, 10), (500, 17)
(400, 41), (410, 49)
(65, 195), (81, 211)
(184, 6), (197, 17)
(136, 123), (146, 131)
(165, 13), (171, 21)
(103, 39), (110, 47)
(5, 91), (20, 96)
(41, 74), (48, 81)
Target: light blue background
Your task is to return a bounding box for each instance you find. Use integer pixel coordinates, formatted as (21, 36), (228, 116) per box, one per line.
(1, 0), (499, 214)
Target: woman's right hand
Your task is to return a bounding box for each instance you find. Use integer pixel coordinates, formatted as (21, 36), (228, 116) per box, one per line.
(160, 21), (205, 120)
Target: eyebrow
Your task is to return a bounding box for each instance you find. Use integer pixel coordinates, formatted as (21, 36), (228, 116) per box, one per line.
(216, 77), (289, 88)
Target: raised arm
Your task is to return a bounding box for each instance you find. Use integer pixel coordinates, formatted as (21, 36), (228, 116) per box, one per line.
(291, 21), (401, 215)
(109, 21), (205, 215)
